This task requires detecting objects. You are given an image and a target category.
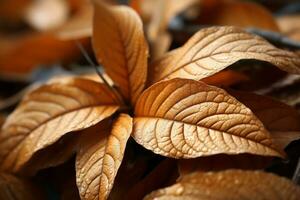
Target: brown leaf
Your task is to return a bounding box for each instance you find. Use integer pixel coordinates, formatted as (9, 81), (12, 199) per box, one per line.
(132, 78), (283, 159)
(229, 90), (300, 149)
(76, 114), (132, 200)
(0, 77), (120, 172)
(149, 26), (300, 84)
(145, 170), (300, 200)
(0, 33), (88, 74)
(197, 0), (279, 31)
(201, 70), (248, 87)
(277, 15), (300, 33)
(0, 173), (44, 200)
(93, 1), (148, 104)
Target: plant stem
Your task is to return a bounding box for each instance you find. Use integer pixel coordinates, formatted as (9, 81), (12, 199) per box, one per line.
(75, 41), (126, 105)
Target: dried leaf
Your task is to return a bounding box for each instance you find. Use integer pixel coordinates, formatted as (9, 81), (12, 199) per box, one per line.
(0, 33), (88, 74)
(197, 0), (279, 31)
(277, 15), (300, 33)
(0, 77), (120, 172)
(93, 1), (148, 104)
(228, 90), (300, 149)
(145, 170), (300, 200)
(24, 0), (69, 31)
(201, 70), (248, 87)
(76, 114), (132, 200)
(149, 26), (300, 84)
(133, 78), (283, 159)
(0, 173), (44, 200)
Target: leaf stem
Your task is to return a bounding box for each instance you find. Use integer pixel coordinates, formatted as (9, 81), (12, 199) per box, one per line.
(75, 41), (126, 105)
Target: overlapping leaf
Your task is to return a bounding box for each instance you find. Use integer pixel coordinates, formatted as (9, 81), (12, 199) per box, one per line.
(230, 90), (300, 149)
(0, 77), (120, 172)
(132, 78), (283, 159)
(76, 114), (132, 200)
(93, 1), (148, 104)
(145, 170), (300, 200)
(149, 26), (300, 84)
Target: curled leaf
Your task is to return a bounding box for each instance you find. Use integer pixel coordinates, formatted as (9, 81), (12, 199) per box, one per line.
(145, 170), (300, 200)
(133, 78), (283, 159)
(149, 26), (300, 84)
(201, 70), (248, 87)
(76, 114), (132, 200)
(0, 77), (120, 172)
(93, 1), (148, 104)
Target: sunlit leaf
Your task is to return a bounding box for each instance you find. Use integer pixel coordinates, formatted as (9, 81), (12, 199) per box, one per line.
(149, 26), (300, 84)
(133, 78), (283, 159)
(76, 114), (132, 200)
(93, 1), (148, 104)
(0, 77), (120, 172)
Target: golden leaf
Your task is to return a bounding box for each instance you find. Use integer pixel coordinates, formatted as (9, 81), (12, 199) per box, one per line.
(145, 170), (300, 200)
(0, 173), (44, 200)
(0, 77), (120, 172)
(179, 154), (272, 176)
(93, 1), (148, 104)
(76, 114), (132, 200)
(229, 90), (300, 149)
(133, 78), (283, 159)
(149, 26), (300, 84)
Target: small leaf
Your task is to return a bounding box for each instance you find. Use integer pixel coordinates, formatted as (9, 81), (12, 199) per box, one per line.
(145, 170), (300, 200)
(76, 114), (132, 200)
(0, 77), (120, 172)
(229, 90), (300, 149)
(133, 78), (283, 159)
(0, 173), (44, 200)
(149, 26), (300, 84)
(93, 1), (148, 104)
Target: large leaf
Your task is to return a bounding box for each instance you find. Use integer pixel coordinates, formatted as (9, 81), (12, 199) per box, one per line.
(132, 78), (283, 158)
(76, 114), (132, 200)
(0, 77), (120, 172)
(145, 170), (300, 200)
(0, 173), (44, 200)
(93, 1), (148, 104)
(149, 26), (300, 84)
(229, 90), (300, 149)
